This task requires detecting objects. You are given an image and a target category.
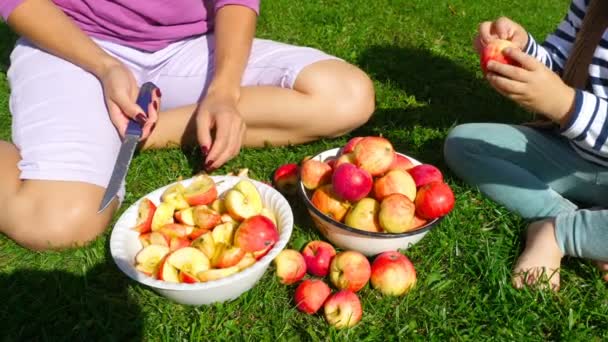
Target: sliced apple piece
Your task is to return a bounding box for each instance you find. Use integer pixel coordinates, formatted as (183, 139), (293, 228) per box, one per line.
(160, 183), (190, 210)
(211, 221), (237, 245)
(174, 207), (195, 226)
(178, 271), (199, 284)
(184, 174), (218, 206)
(167, 247), (210, 278)
(224, 179), (263, 221)
(210, 199), (227, 214)
(235, 252), (256, 270)
(253, 243), (274, 260)
(260, 207), (277, 226)
(157, 255), (180, 282)
(132, 198), (156, 233)
(158, 223), (192, 239)
(193, 205), (222, 230)
(197, 266), (240, 282)
(151, 202), (175, 231)
(221, 213), (239, 224)
(135, 244), (170, 275)
(169, 237), (191, 251)
(212, 243), (245, 268)
(149, 231), (170, 247)
(191, 231), (216, 259)
(188, 227), (209, 240)
(138, 232), (152, 247)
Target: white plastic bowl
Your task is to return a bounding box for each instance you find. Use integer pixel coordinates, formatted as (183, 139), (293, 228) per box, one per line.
(110, 175), (294, 305)
(298, 148), (443, 257)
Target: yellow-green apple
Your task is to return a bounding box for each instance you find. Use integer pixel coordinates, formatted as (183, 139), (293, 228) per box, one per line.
(323, 290), (362, 329)
(211, 221), (237, 245)
(260, 207), (278, 226)
(169, 237), (191, 251)
(167, 247), (210, 283)
(332, 163), (373, 202)
(183, 174), (218, 206)
(235, 252), (257, 270)
(151, 202), (175, 231)
(415, 181), (455, 219)
(138, 232), (151, 247)
(149, 231), (170, 247)
(294, 279), (332, 314)
(234, 215), (279, 256)
(342, 136), (364, 154)
(373, 169), (417, 202)
(135, 244), (170, 276)
(388, 154), (414, 172)
(302, 240), (336, 277)
(197, 266), (240, 282)
(174, 207), (195, 226)
(329, 251), (371, 292)
(158, 223), (191, 239)
(192, 205), (222, 230)
(274, 249), (306, 285)
(188, 227), (209, 240)
(191, 231), (216, 259)
(224, 179), (263, 220)
(210, 199), (227, 214)
(344, 198), (382, 232)
(132, 198), (156, 233)
(273, 163), (299, 195)
(212, 243), (245, 268)
(157, 255), (179, 282)
(408, 164), (444, 188)
(480, 39), (519, 74)
(370, 251), (417, 296)
(378, 193), (416, 233)
(300, 159), (332, 190)
(353, 136), (395, 176)
(310, 184), (350, 222)
(160, 183), (190, 210)
(334, 153), (355, 168)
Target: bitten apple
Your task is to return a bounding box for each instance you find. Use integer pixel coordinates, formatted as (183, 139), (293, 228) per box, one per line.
(234, 215), (279, 256)
(373, 169), (417, 202)
(332, 163), (373, 202)
(480, 39), (519, 74)
(301, 240), (336, 277)
(378, 193), (416, 233)
(329, 251), (371, 292)
(294, 279), (332, 314)
(323, 290), (362, 329)
(353, 136), (395, 176)
(344, 198), (382, 232)
(273, 163), (299, 195)
(370, 251), (417, 296)
(415, 181), (455, 219)
(132, 198), (156, 233)
(310, 184), (350, 222)
(183, 174), (218, 206)
(274, 249), (307, 285)
(408, 164), (443, 188)
(224, 179), (263, 220)
(300, 159), (332, 190)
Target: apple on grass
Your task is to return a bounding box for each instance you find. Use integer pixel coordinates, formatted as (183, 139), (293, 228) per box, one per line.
(329, 251), (371, 292)
(332, 163), (373, 202)
(273, 163), (299, 195)
(480, 39), (519, 74)
(415, 181), (455, 219)
(274, 249), (306, 285)
(192, 205), (222, 230)
(294, 279), (332, 314)
(300, 159), (332, 190)
(344, 198), (382, 232)
(183, 174), (218, 206)
(198, 266), (240, 282)
(224, 179), (263, 221)
(160, 183), (190, 210)
(135, 244), (170, 276)
(370, 251), (417, 296)
(408, 164), (444, 188)
(373, 169), (417, 202)
(302, 240), (336, 277)
(234, 215), (279, 257)
(151, 202), (175, 231)
(342, 136), (364, 154)
(310, 184), (351, 223)
(324, 290), (362, 329)
(378, 193), (416, 233)
(132, 198), (156, 233)
(353, 136), (395, 176)
(212, 243), (245, 268)
(167, 247), (210, 283)
(388, 154), (414, 172)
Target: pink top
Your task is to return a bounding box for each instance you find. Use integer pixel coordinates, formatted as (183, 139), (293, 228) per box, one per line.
(0, 0), (260, 52)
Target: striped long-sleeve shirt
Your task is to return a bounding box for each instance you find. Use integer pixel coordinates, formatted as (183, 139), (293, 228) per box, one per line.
(524, 0), (608, 166)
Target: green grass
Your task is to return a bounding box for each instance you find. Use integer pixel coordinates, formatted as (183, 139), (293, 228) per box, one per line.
(1, 0), (607, 341)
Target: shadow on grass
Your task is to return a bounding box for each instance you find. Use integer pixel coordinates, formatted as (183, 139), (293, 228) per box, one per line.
(0, 22), (18, 72)
(0, 256), (142, 341)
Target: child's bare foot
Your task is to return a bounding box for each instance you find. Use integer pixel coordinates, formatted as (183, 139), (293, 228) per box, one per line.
(595, 260), (608, 282)
(512, 219), (564, 291)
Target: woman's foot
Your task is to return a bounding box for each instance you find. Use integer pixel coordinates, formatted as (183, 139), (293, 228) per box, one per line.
(595, 260), (608, 282)
(512, 219), (564, 291)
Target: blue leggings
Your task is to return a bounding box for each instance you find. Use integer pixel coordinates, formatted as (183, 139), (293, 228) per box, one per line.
(444, 123), (608, 261)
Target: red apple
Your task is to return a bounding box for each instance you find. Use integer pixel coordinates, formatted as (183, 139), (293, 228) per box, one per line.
(301, 240), (336, 277)
(373, 169), (417, 202)
(329, 251), (371, 292)
(183, 174), (218, 206)
(370, 251), (417, 296)
(408, 164), (443, 188)
(342, 136), (364, 154)
(132, 198), (156, 233)
(378, 193), (416, 233)
(212, 243), (246, 268)
(344, 198), (382, 232)
(234, 215), (279, 255)
(274, 249), (307, 285)
(353, 136), (395, 176)
(388, 154), (414, 172)
(178, 271), (199, 284)
(273, 163), (299, 195)
(324, 291), (362, 329)
(332, 163), (373, 202)
(415, 181), (455, 219)
(300, 159), (332, 190)
(188, 227), (210, 240)
(310, 184), (351, 222)
(480, 39), (519, 74)
(294, 279), (332, 314)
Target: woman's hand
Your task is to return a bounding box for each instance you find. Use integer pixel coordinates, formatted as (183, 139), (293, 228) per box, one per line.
(474, 17), (529, 55)
(97, 59), (160, 140)
(196, 90), (246, 171)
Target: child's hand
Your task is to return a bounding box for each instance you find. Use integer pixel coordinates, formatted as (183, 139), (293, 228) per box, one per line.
(474, 17), (529, 55)
(485, 47), (575, 125)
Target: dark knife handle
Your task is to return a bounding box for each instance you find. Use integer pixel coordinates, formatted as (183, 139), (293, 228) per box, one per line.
(125, 82), (158, 137)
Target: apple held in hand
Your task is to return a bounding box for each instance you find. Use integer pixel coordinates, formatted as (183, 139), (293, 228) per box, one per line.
(311, 184), (351, 222)
(274, 249), (307, 285)
(332, 163), (373, 202)
(301, 240), (336, 277)
(370, 251), (416, 296)
(344, 198), (382, 233)
(329, 251), (371, 292)
(132, 198), (156, 233)
(224, 179), (263, 221)
(353, 136), (395, 176)
(373, 169), (417, 202)
(234, 215), (279, 257)
(300, 159), (332, 190)
(324, 290), (362, 329)
(294, 279), (332, 314)
(408, 164), (443, 188)
(273, 163), (299, 195)
(378, 193), (416, 233)
(480, 39), (519, 74)
(415, 181), (455, 219)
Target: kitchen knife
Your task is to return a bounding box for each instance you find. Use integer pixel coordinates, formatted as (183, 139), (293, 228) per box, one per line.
(98, 82), (157, 213)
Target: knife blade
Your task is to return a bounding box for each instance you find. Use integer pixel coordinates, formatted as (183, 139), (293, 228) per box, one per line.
(98, 82), (157, 213)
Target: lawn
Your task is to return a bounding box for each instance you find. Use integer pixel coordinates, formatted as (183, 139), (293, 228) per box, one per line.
(1, 0), (607, 341)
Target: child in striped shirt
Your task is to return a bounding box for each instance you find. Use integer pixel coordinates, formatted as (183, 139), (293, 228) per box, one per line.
(444, 0), (608, 291)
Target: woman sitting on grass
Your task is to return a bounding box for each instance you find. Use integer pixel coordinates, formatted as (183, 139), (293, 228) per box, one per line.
(0, 0), (375, 251)
(444, 0), (608, 291)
